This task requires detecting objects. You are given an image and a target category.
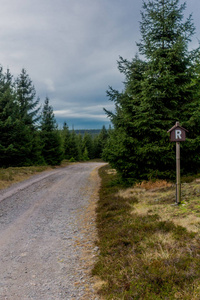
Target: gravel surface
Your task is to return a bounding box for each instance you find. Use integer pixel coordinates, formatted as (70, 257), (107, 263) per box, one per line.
(0, 162), (105, 300)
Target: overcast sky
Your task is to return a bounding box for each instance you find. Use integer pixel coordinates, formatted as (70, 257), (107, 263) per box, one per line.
(0, 0), (199, 129)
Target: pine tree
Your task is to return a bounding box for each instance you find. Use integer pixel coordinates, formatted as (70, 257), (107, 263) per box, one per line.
(98, 125), (108, 155)
(0, 68), (34, 166)
(68, 130), (80, 161)
(13, 68), (43, 165)
(15, 68), (40, 128)
(40, 97), (63, 165)
(62, 122), (72, 159)
(41, 97), (57, 132)
(104, 0), (200, 181)
(82, 147), (89, 161)
(94, 125), (108, 158)
(82, 132), (94, 159)
(77, 133), (83, 160)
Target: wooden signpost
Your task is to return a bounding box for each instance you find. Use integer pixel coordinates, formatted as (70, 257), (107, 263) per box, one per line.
(167, 122), (188, 204)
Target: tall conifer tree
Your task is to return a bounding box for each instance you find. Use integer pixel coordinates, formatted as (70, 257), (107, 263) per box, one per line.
(40, 97), (63, 165)
(15, 68), (40, 128)
(62, 122), (72, 159)
(82, 132), (94, 159)
(68, 130), (80, 161)
(15, 69), (43, 164)
(103, 0), (200, 181)
(0, 68), (34, 166)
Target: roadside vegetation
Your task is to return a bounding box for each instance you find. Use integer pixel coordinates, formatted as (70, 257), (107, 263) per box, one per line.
(0, 166), (49, 189)
(93, 165), (200, 299)
(0, 160), (72, 190)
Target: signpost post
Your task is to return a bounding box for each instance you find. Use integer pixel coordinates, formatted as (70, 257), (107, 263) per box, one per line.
(176, 141), (181, 204)
(167, 122), (188, 204)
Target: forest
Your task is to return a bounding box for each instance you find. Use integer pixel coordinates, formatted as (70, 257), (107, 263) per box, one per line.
(0, 67), (109, 167)
(103, 0), (200, 183)
(2, 0), (200, 184)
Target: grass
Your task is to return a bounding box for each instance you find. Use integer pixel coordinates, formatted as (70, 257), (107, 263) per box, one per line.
(0, 166), (50, 189)
(0, 160), (72, 190)
(0, 159), (104, 190)
(93, 165), (200, 299)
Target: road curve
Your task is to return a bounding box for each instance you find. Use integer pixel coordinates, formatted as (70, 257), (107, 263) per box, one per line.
(0, 162), (105, 300)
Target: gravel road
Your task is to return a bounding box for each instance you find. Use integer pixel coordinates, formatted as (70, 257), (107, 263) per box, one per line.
(0, 162), (105, 300)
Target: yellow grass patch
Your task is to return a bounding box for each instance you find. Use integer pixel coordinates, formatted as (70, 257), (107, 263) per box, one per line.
(139, 232), (180, 262)
(119, 179), (200, 233)
(118, 178), (200, 263)
(106, 169), (117, 175)
(0, 166), (52, 190)
(135, 179), (172, 190)
(172, 213), (200, 232)
(118, 187), (146, 199)
(141, 245), (172, 261)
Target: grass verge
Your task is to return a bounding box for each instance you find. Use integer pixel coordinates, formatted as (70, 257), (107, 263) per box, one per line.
(0, 160), (72, 190)
(0, 166), (51, 190)
(0, 160), (102, 190)
(93, 165), (200, 299)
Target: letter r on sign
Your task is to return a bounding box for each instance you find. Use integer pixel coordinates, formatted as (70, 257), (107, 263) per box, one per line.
(175, 130), (182, 140)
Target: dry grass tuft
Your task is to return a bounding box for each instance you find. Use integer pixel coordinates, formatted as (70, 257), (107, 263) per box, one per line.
(136, 179), (172, 190)
(106, 169), (117, 175)
(140, 232), (180, 262)
(117, 179), (172, 202)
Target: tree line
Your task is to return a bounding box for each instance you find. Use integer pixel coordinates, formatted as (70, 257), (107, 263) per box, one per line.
(102, 0), (200, 182)
(0, 67), (108, 167)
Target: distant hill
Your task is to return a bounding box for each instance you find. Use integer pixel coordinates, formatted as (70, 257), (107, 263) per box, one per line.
(72, 129), (101, 137)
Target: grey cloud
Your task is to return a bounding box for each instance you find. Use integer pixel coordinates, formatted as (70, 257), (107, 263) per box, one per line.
(0, 0), (199, 128)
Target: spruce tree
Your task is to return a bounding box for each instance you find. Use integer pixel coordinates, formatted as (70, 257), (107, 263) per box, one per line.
(40, 97), (63, 165)
(82, 132), (94, 159)
(0, 68), (34, 166)
(14, 68), (43, 165)
(67, 130), (80, 161)
(15, 68), (40, 128)
(98, 125), (108, 156)
(62, 122), (72, 159)
(77, 133), (83, 160)
(104, 0), (200, 181)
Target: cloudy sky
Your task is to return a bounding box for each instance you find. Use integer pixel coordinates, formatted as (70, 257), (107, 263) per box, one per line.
(0, 0), (199, 129)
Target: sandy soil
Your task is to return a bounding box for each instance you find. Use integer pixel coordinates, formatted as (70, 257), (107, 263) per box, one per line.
(0, 162), (105, 300)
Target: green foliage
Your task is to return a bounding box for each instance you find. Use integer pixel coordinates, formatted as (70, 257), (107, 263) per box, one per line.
(40, 131), (63, 165)
(82, 132), (94, 159)
(69, 157), (76, 162)
(62, 122), (71, 159)
(82, 147), (89, 161)
(15, 68), (41, 128)
(94, 125), (109, 158)
(40, 97), (57, 132)
(67, 130), (81, 161)
(0, 65), (108, 168)
(60, 125), (109, 162)
(40, 97), (63, 165)
(104, 0), (200, 182)
(77, 133), (83, 160)
(0, 67), (38, 167)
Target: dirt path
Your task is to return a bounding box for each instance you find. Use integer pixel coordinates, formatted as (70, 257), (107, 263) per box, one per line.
(0, 162), (105, 300)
